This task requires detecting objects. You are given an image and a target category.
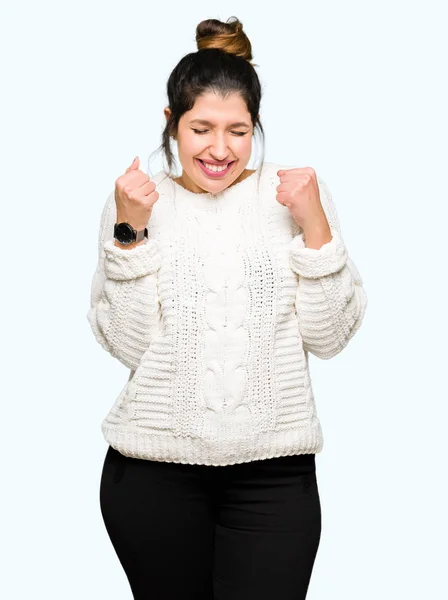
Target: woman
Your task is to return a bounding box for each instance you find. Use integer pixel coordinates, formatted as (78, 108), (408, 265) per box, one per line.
(87, 16), (368, 600)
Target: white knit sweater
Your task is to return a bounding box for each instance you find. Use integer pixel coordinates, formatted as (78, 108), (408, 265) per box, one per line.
(87, 161), (367, 466)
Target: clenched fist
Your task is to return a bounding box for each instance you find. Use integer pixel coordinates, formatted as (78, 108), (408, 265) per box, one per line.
(276, 167), (332, 249)
(115, 156), (159, 232)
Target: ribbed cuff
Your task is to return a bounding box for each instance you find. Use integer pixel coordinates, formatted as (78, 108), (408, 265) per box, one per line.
(289, 227), (348, 278)
(103, 238), (161, 280)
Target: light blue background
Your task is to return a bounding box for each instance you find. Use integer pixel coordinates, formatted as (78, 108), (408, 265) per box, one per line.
(2, 0), (447, 598)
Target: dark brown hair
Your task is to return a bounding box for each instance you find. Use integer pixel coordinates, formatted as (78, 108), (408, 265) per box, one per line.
(148, 16), (265, 183)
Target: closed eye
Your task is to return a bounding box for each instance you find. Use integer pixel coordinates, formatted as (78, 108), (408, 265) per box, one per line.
(192, 128), (247, 136)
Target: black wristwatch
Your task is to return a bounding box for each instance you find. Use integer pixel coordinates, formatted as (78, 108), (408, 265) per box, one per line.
(114, 222), (148, 245)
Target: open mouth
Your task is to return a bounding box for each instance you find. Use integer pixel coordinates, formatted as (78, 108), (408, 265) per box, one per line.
(196, 158), (236, 177)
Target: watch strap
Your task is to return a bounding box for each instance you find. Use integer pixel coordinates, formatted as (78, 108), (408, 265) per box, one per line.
(134, 227), (148, 242)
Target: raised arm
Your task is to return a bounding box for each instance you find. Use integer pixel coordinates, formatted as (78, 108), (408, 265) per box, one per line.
(86, 158), (163, 371)
(290, 177), (368, 359)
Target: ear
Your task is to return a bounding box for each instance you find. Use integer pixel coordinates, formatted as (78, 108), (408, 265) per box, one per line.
(164, 107), (177, 139)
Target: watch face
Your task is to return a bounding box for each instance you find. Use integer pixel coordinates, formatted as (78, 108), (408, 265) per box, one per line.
(115, 222), (134, 244)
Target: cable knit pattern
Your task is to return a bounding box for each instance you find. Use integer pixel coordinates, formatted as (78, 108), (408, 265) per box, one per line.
(86, 162), (368, 465)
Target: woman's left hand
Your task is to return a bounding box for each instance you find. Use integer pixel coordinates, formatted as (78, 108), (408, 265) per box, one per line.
(276, 167), (333, 248)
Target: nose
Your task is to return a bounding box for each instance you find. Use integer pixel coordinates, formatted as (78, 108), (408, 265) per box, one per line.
(209, 133), (231, 161)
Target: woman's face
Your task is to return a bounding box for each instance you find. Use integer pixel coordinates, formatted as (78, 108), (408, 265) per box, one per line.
(165, 91), (255, 194)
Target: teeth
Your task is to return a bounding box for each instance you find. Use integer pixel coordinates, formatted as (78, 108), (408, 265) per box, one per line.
(202, 161), (230, 172)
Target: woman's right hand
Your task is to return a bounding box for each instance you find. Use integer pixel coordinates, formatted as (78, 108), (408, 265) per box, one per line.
(114, 156), (159, 231)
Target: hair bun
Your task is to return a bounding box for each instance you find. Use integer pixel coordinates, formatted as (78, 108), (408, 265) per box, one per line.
(196, 16), (254, 64)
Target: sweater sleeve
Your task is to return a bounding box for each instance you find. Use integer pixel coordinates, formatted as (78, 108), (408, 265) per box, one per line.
(86, 190), (162, 371)
(289, 177), (368, 359)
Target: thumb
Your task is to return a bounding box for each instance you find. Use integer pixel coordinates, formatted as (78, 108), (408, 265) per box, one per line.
(127, 156), (140, 172)
(277, 169), (284, 176)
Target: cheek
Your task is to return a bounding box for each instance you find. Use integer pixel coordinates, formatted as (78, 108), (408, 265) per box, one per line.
(237, 136), (252, 153)
(178, 134), (203, 155)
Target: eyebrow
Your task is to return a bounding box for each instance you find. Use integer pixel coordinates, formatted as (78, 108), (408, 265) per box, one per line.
(189, 119), (250, 128)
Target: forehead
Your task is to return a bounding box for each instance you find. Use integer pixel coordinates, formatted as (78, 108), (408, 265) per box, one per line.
(186, 92), (250, 124)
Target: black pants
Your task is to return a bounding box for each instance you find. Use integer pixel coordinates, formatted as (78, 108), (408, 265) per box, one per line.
(99, 445), (322, 600)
